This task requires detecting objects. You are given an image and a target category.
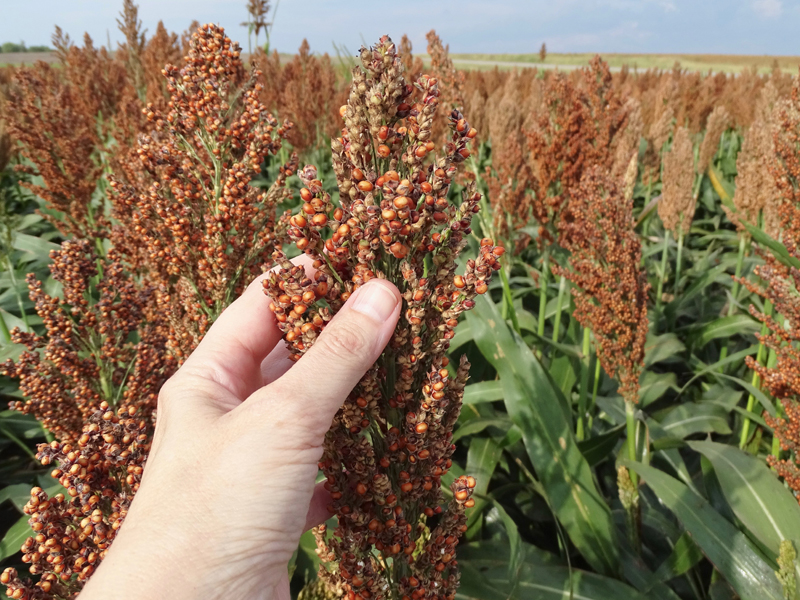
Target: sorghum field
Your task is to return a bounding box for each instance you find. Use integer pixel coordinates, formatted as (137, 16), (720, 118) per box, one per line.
(2, 1), (800, 599)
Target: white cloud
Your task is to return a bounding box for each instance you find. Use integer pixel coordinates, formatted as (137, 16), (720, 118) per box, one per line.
(546, 21), (651, 51)
(597, 0), (676, 12)
(753, 0), (783, 17)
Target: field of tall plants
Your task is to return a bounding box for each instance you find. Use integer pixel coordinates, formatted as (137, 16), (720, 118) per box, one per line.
(2, 1), (800, 599)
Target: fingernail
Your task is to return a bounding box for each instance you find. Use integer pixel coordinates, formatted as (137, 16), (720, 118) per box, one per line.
(350, 280), (400, 323)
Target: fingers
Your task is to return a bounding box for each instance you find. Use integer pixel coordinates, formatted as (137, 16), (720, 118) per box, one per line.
(251, 278), (401, 439)
(261, 342), (293, 385)
(176, 255), (316, 403)
(304, 481), (333, 531)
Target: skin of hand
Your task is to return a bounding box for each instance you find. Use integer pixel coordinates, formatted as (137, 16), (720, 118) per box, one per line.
(79, 259), (402, 600)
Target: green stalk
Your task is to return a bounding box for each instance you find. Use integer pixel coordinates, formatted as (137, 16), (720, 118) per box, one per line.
(719, 235), (747, 370)
(6, 262), (29, 330)
(656, 231), (670, 313)
(675, 229), (685, 296)
(0, 310), (10, 343)
(552, 274), (567, 343)
(767, 340), (781, 460)
(536, 249), (551, 340)
(0, 425), (36, 461)
(499, 268), (520, 334)
(586, 355), (602, 433)
(576, 327), (592, 441)
(740, 300), (772, 449)
(625, 399), (639, 487)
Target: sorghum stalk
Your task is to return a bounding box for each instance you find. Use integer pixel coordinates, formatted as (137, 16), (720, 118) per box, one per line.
(718, 234), (748, 370)
(264, 37), (502, 600)
(740, 301), (772, 449)
(655, 231), (670, 312)
(552, 274), (567, 343)
(577, 327), (592, 441)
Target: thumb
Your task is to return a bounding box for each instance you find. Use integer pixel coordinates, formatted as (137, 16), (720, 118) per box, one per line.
(247, 278), (401, 439)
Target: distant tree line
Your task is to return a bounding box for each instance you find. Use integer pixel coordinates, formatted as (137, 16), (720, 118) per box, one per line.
(0, 42), (51, 53)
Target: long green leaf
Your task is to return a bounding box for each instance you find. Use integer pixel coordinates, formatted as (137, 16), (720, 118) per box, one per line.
(458, 540), (647, 600)
(0, 514), (30, 560)
(465, 437), (503, 534)
(467, 296), (619, 575)
(625, 460), (785, 600)
(692, 314), (760, 348)
(463, 380), (504, 405)
(743, 221), (800, 270)
(653, 531), (704, 582)
(688, 441), (800, 563)
(659, 403), (732, 438)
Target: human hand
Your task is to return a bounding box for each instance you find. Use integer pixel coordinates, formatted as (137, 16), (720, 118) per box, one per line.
(80, 258), (402, 600)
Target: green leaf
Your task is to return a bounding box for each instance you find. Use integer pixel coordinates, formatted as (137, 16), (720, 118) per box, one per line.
(467, 296), (619, 576)
(640, 371), (678, 406)
(692, 314), (760, 348)
(0, 514), (30, 560)
(577, 424), (625, 467)
(490, 501), (523, 578)
(465, 437), (503, 534)
(463, 380), (504, 405)
(712, 372), (776, 418)
(12, 233), (60, 261)
(0, 484), (33, 512)
(659, 403), (731, 437)
(453, 417), (512, 442)
(688, 441), (800, 561)
(458, 560), (649, 600)
(458, 539), (648, 599)
(450, 321), (472, 353)
(625, 460), (785, 600)
(645, 333), (686, 367)
(743, 221), (800, 271)
(653, 531), (704, 582)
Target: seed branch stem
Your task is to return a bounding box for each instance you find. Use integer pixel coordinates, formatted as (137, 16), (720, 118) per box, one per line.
(577, 327), (592, 441)
(537, 249), (550, 341)
(656, 231), (670, 313)
(719, 235), (747, 370)
(675, 229), (685, 296)
(499, 268), (520, 333)
(625, 399), (639, 487)
(552, 274), (567, 343)
(740, 299), (772, 450)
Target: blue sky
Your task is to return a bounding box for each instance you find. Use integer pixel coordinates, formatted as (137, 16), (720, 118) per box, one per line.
(0, 0), (796, 55)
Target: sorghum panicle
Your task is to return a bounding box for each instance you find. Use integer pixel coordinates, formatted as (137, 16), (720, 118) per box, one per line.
(264, 35), (502, 600)
(658, 125), (696, 235)
(728, 82), (781, 236)
(109, 23), (295, 359)
(0, 240), (173, 599)
(555, 162), (649, 404)
(741, 243), (800, 498)
(526, 57), (634, 245)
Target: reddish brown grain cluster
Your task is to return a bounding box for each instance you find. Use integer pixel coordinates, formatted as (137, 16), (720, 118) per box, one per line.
(730, 81), (780, 236)
(1, 240), (172, 442)
(264, 36), (501, 600)
(0, 240), (173, 599)
(0, 24), (299, 599)
(526, 57), (636, 245)
(771, 73), (800, 242)
(425, 31), (465, 147)
(555, 163), (649, 404)
(659, 126), (697, 235)
(109, 23), (294, 359)
(740, 242), (800, 499)
(253, 39), (343, 154)
(5, 62), (108, 238)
